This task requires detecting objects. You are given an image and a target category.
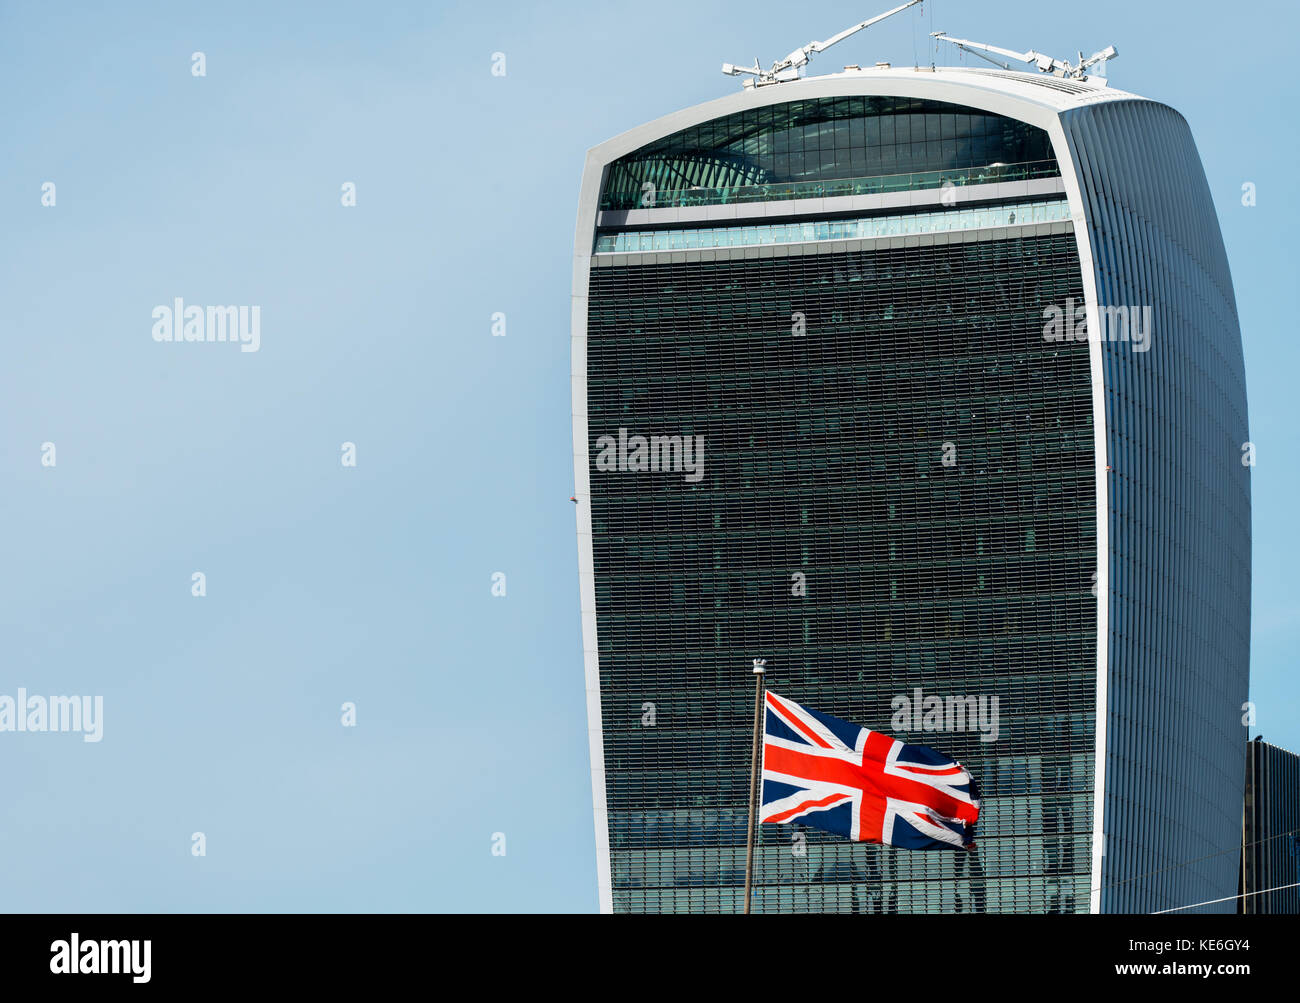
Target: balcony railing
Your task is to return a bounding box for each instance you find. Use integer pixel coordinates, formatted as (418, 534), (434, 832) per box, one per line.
(599, 160), (1061, 212)
(593, 198), (1071, 254)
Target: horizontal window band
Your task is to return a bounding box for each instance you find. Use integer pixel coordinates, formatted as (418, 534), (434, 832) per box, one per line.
(594, 199), (1071, 255)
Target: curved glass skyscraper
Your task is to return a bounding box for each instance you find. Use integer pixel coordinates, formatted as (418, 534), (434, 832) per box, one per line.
(570, 66), (1250, 914)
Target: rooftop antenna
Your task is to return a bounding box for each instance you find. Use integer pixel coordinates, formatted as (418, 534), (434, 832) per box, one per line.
(930, 32), (1118, 81)
(723, 1), (923, 88)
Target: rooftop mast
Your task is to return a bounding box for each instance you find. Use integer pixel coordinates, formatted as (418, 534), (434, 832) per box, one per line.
(722, 1), (922, 88)
(930, 31), (1118, 81)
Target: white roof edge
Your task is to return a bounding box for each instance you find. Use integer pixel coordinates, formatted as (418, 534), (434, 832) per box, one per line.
(585, 66), (1151, 168)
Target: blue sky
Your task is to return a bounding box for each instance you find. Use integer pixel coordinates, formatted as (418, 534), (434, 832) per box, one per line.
(0, 0), (1295, 911)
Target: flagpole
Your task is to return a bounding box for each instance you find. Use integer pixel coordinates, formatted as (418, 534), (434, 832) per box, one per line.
(743, 657), (767, 915)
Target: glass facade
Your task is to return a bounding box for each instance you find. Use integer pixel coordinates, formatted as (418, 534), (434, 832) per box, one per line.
(1062, 100), (1251, 914)
(594, 199), (1070, 253)
(586, 226), (1097, 913)
(1241, 739), (1300, 914)
(600, 96), (1059, 210)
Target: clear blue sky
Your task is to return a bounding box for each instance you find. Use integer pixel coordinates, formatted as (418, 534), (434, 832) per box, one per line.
(1, 0), (1295, 912)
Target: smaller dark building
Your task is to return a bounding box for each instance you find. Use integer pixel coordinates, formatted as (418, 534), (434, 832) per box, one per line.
(1241, 737), (1300, 914)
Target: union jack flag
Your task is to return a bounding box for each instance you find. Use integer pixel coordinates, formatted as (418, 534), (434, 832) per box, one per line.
(760, 690), (980, 850)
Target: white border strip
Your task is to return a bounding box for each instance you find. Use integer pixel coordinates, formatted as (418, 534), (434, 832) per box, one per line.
(573, 148), (613, 914)
(1045, 116), (1110, 915)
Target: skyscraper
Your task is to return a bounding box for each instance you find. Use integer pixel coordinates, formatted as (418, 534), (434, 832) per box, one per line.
(571, 62), (1250, 913)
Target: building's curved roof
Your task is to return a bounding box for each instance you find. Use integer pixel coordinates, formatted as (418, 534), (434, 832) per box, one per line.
(901, 65), (1142, 107)
(586, 66), (1154, 168)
